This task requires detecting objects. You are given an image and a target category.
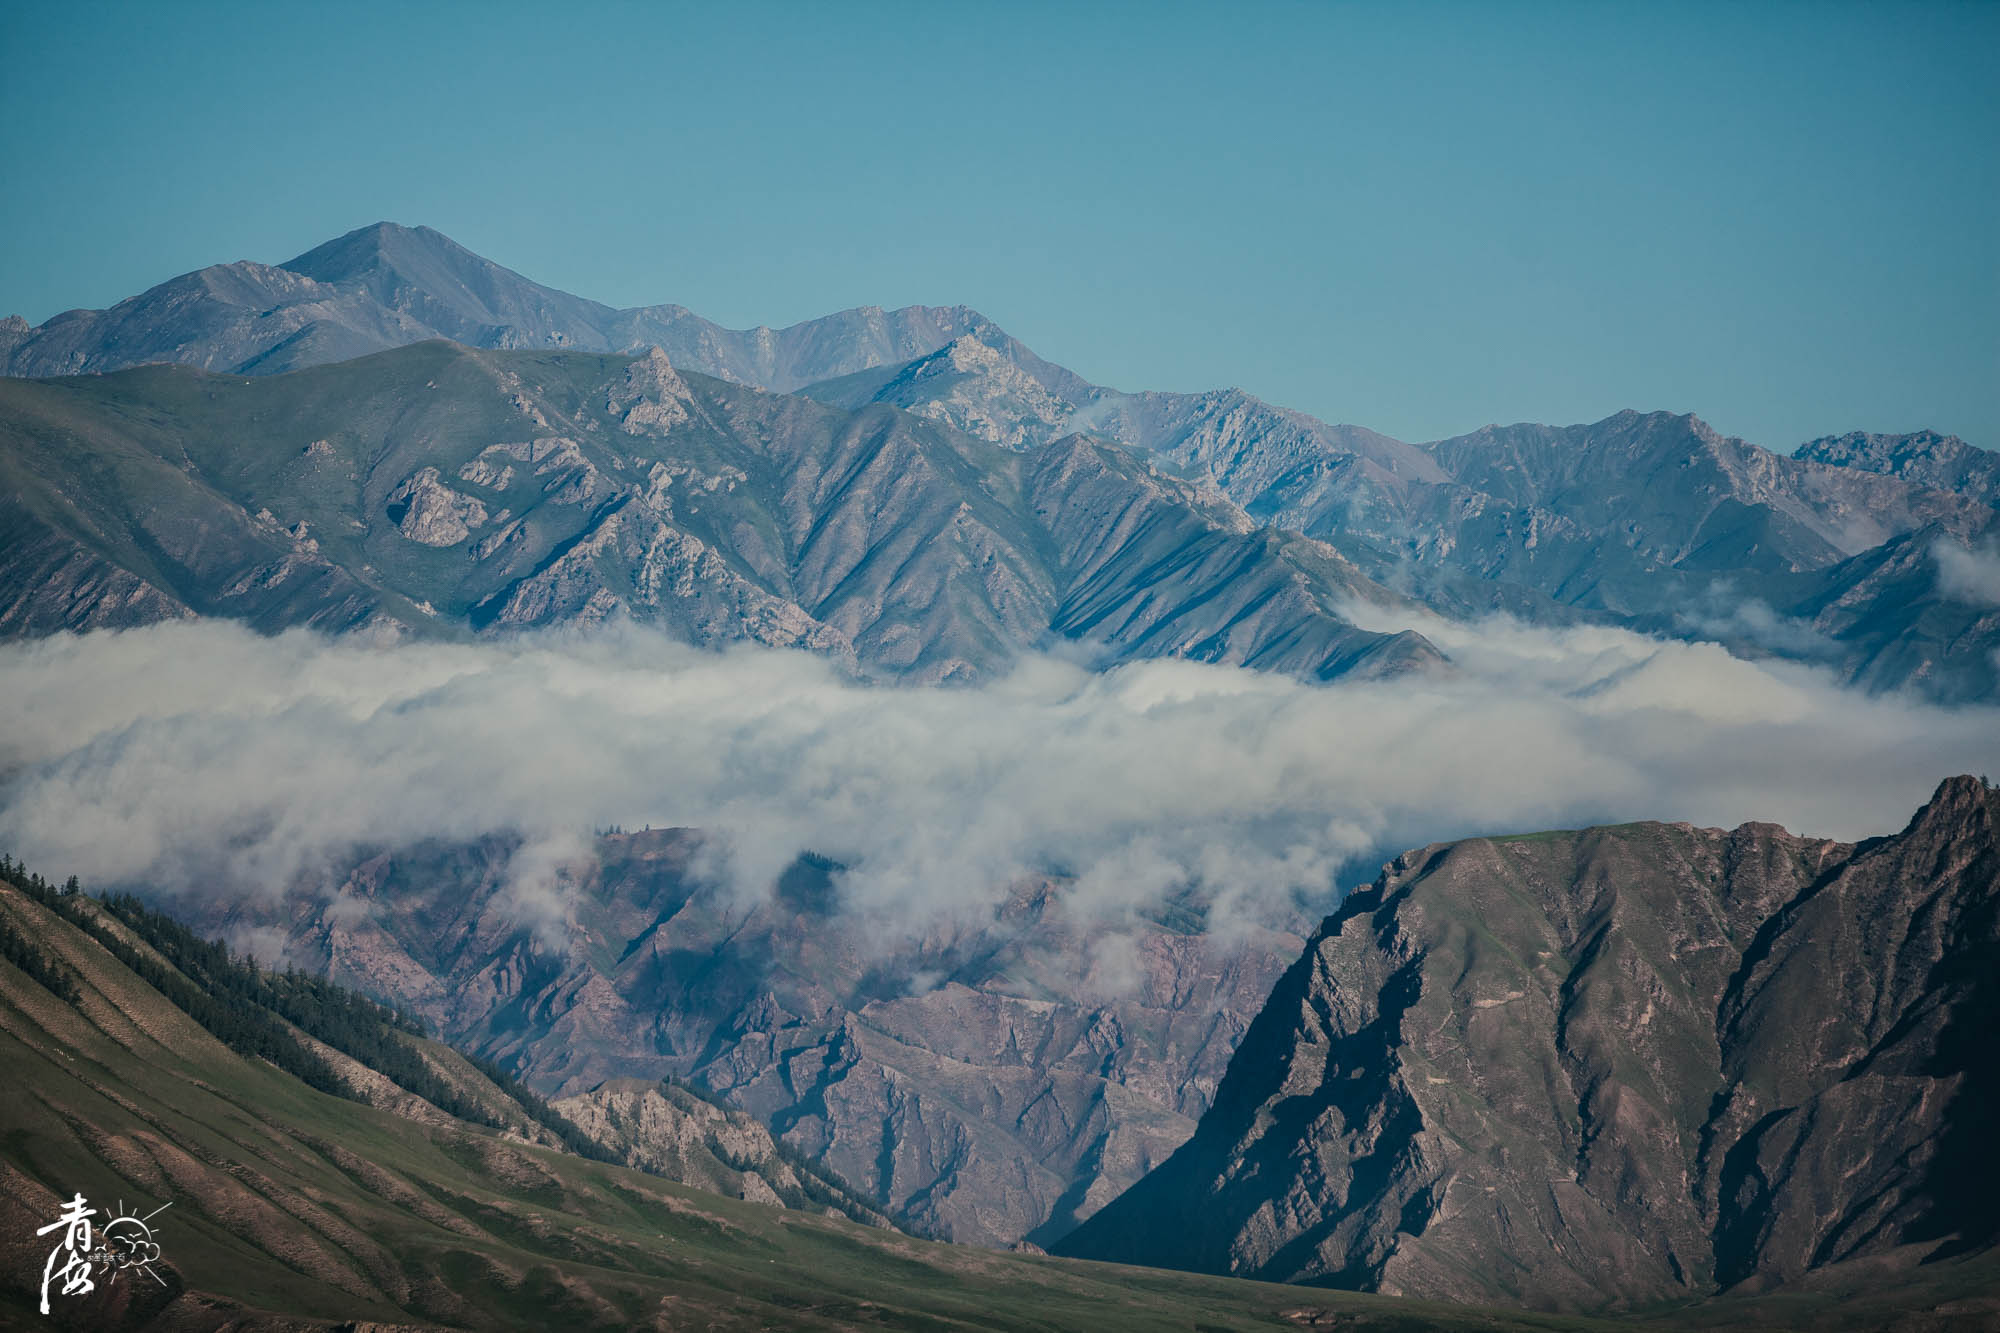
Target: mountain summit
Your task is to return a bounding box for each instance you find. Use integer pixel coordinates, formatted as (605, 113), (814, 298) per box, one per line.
(279, 221), (618, 350)
(0, 221), (992, 391)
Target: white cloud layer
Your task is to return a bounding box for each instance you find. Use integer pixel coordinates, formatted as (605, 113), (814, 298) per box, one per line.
(1, 617), (1995, 941)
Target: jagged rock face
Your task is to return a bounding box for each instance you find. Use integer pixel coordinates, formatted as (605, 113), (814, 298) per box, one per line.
(386, 467), (489, 546)
(0, 342), (1435, 684)
(1797, 430), (2000, 508)
(1058, 778), (2000, 1312)
(198, 833), (1305, 1248)
(832, 336), (1079, 449)
(605, 345), (694, 434)
(553, 1078), (890, 1224)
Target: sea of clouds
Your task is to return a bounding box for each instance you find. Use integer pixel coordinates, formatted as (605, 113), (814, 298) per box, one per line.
(2, 614), (1996, 943)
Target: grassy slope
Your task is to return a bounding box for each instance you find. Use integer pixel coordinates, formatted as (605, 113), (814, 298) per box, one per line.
(0, 878), (1625, 1332)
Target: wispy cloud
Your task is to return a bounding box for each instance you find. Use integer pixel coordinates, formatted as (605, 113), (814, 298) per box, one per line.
(1673, 581), (1840, 660)
(1, 618), (1992, 945)
(1933, 539), (2000, 607)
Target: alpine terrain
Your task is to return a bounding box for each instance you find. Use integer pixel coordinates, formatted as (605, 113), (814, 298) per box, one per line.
(1059, 777), (2000, 1316)
(5, 222), (1994, 699)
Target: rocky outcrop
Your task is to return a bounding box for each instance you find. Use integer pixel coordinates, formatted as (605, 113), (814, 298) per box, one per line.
(861, 336), (1076, 449)
(387, 467), (488, 546)
(1058, 778), (2000, 1312)
(605, 345), (693, 434)
(1797, 430), (2000, 508)
(553, 1077), (890, 1224)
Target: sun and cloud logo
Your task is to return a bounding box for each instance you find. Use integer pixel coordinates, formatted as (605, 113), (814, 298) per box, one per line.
(36, 1193), (171, 1315)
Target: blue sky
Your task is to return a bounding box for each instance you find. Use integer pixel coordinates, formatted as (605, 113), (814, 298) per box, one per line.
(2, 0), (1994, 448)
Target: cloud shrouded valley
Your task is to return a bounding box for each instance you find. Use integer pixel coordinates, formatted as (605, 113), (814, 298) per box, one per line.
(2, 617), (1996, 943)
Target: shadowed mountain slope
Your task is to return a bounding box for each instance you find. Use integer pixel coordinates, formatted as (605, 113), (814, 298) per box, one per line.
(1059, 778), (2000, 1314)
(9, 840), (1995, 1330)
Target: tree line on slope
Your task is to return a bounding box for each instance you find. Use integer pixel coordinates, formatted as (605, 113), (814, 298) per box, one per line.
(0, 856), (614, 1163)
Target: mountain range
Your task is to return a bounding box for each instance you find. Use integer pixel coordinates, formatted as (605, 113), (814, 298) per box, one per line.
(0, 221), (998, 391)
(0, 338), (1434, 684)
(4, 221), (1996, 698)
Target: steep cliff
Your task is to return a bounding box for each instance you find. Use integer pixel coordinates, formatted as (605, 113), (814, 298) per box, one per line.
(1060, 778), (2000, 1312)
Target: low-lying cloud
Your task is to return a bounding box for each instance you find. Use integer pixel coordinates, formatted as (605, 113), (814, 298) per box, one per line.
(1, 617), (1995, 944)
(1933, 538), (2000, 607)
(1674, 582), (1839, 660)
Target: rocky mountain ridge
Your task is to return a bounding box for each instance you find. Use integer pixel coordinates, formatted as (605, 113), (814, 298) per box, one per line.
(820, 354), (2000, 698)
(0, 221), (1004, 393)
(807, 324), (2000, 687)
(1058, 777), (2000, 1312)
(7, 221), (1994, 697)
(0, 341), (1438, 683)
(1796, 429), (2000, 508)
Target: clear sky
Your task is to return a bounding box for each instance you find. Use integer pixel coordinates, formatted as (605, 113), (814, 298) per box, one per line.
(2, 0), (1994, 449)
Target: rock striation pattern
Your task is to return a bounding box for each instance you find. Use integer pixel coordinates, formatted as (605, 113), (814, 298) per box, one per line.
(1058, 778), (2000, 1311)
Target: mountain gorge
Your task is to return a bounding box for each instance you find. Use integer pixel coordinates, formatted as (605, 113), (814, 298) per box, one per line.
(178, 830), (1308, 1250)
(1058, 777), (2000, 1313)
